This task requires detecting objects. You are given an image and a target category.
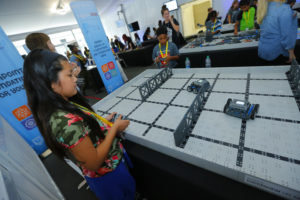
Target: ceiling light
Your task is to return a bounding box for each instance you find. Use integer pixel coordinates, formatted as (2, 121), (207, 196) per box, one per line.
(51, 0), (70, 15)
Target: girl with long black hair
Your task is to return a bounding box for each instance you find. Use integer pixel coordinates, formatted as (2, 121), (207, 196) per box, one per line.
(23, 49), (135, 200)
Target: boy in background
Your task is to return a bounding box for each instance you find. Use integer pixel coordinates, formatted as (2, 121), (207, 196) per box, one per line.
(152, 26), (179, 68)
(234, 0), (256, 35)
(206, 10), (222, 35)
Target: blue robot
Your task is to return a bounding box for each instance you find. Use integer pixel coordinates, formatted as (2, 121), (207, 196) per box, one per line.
(223, 99), (259, 120)
(187, 79), (210, 94)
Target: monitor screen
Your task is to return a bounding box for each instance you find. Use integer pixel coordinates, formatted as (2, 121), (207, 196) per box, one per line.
(131, 21), (140, 31)
(129, 21), (140, 32)
(164, 0), (178, 12)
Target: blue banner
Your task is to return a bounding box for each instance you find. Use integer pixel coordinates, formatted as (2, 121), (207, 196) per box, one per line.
(70, 1), (124, 93)
(0, 27), (47, 155)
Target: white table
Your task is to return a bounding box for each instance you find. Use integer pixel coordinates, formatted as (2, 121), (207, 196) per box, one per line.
(180, 31), (259, 55)
(221, 23), (235, 34)
(93, 66), (300, 200)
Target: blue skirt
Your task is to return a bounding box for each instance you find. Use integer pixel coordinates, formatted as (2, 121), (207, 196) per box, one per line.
(85, 152), (135, 200)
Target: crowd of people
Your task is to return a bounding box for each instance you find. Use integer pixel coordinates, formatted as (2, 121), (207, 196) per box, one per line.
(25, 32), (101, 96)
(110, 0), (297, 68)
(204, 0), (297, 64)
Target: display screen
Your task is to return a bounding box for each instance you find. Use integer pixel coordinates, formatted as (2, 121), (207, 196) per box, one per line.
(128, 21), (140, 32)
(164, 0), (178, 11)
(236, 101), (245, 105)
(131, 21), (140, 31)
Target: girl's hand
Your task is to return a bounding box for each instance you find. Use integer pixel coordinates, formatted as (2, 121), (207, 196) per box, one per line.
(155, 56), (160, 63)
(170, 15), (174, 23)
(106, 112), (117, 121)
(114, 115), (130, 132)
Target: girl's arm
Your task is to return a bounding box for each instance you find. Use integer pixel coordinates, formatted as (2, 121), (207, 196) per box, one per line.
(70, 115), (129, 171)
(212, 30), (221, 35)
(228, 15), (232, 24)
(234, 21), (239, 35)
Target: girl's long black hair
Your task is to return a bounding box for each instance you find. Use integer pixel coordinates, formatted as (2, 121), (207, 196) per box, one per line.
(23, 49), (103, 160)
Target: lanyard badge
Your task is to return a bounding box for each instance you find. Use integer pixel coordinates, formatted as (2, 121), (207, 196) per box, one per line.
(243, 10), (251, 28)
(159, 41), (169, 65)
(71, 102), (113, 127)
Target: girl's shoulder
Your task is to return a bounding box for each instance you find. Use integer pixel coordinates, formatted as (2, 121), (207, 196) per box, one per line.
(50, 110), (85, 130)
(50, 110), (91, 149)
(50, 109), (75, 121)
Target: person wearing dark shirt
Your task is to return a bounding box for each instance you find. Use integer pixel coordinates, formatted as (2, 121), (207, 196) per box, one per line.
(205, 7), (213, 23)
(114, 37), (125, 52)
(143, 27), (154, 41)
(122, 34), (136, 50)
(134, 33), (142, 47)
(153, 27), (157, 35)
(226, 0), (240, 24)
(84, 47), (91, 59)
(110, 38), (116, 49)
(158, 20), (163, 27)
(161, 5), (186, 48)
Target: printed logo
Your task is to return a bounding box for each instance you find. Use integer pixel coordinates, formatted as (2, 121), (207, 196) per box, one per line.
(108, 61), (115, 70)
(12, 105), (32, 121)
(105, 72), (112, 80)
(101, 64), (109, 73)
(110, 69), (118, 77)
(32, 136), (44, 146)
(21, 116), (36, 130)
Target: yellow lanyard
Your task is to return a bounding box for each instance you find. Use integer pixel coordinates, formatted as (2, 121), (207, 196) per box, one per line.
(74, 54), (85, 62)
(159, 41), (168, 58)
(71, 102), (113, 127)
(212, 20), (217, 32)
(243, 10), (251, 27)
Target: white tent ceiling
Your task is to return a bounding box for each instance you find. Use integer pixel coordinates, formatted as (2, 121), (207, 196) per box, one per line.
(0, 0), (125, 36)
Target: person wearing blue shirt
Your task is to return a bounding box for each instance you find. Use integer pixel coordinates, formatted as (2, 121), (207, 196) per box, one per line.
(257, 0), (297, 63)
(68, 45), (87, 70)
(206, 10), (222, 35)
(152, 26), (179, 68)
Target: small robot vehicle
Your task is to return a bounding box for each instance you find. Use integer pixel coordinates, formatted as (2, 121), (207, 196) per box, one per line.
(187, 79), (210, 94)
(111, 114), (126, 122)
(223, 99), (259, 120)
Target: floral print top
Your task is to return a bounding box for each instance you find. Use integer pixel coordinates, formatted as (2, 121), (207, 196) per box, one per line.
(49, 109), (123, 178)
